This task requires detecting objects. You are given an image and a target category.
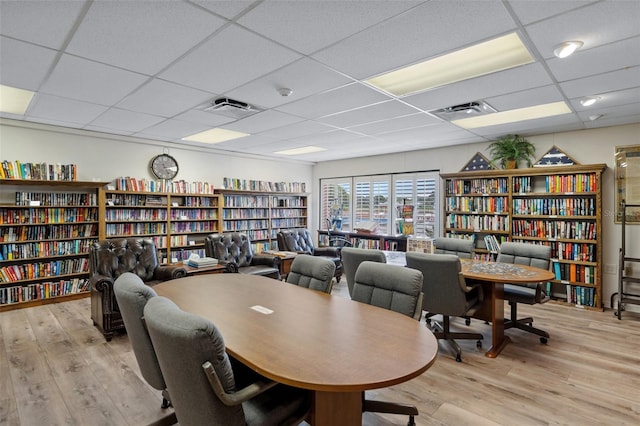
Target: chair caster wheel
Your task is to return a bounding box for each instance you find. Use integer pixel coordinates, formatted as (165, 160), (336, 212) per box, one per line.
(465, 317), (471, 326)
(476, 340), (482, 348)
(455, 354), (462, 362)
(425, 319), (431, 326)
(540, 337), (548, 344)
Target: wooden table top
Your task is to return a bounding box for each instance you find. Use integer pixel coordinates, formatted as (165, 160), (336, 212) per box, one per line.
(460, 259), (556, 283)
(154, 274), (438, 392)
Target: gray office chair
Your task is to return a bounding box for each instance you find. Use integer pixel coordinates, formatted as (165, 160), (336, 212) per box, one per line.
(341, 246), (387, 297)
(405, 252), (484, 362)
(113, 273), (177, 423)
(497, 242), (552, 344)
(285, 254), (335, 293)
(434, 237), (474, 258)
(351, 261), (423, 426)
(144, 296), (310, 426)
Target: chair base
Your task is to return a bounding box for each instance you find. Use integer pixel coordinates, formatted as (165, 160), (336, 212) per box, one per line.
(429, 315), (483, 362)
(363, 395), (418, 426)
(505, 302), (550, 344)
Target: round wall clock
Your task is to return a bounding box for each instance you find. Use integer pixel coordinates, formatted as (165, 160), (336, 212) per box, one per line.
(150, 154), (179, 180)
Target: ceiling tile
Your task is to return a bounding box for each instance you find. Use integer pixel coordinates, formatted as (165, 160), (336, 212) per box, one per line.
(135, 118), (211, 140)
(484, 85), (565, 111)
(89, 108), (166, 133)
(190, 0), (256, 20)
(0, 37), (58, 90)
(117, 79), (214, 118)
(27, 94), (109, 125)
(256, 120), (337, 140)
(276, 83), (390, 119)
(560, 66), (640, 99)
(224, 58), (353, 109)
(41, 54), (148, 105)
(66, 0), (225, 75)
(173, 109), (235, 127)
(0, 0), (85, 49)
(223, 110), (304, 134)
(347, 113), (440, 136)
(238, 1), (421, 54)
(317, 100), (420, 128)
(509, 0), (599, 25)
(159, 24), (301, 94)
(313, 0), (515, 79)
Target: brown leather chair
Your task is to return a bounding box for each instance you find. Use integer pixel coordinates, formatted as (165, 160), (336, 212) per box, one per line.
(277, 229), (342, 283)
(204, 233), (281, 279)
(89, 238), (187, 341)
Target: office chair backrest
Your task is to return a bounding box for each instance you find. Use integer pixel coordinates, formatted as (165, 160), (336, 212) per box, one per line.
(433, 237), (474, 259)
(113, 272), (165, 391)
(352, 261), (423, 319)
(286, 255), (335, 293)
(497, 242), (551, 270)
(144, 296), (246, 426)
(405, 252), (471, 316)
(341, 247), (387, 297)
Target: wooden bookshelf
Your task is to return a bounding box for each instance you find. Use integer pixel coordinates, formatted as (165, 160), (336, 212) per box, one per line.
(0, 179), (108, 311)
(441, 163), (606, 311)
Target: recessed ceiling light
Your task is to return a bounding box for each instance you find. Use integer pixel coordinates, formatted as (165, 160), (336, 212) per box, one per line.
(365, 32), (534, 97)
(553, 41), (583, 58)
(0, 84), (35, 114)
(182, 128), (249, 144)
(580, 96), (600, 107)
(589, 114), (603, 121)
(451, 102), (571, 129)
(275, 146), (326, 155)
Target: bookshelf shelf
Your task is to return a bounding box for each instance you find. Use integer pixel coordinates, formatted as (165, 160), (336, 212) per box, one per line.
(441, 163), (606, 310)
(0, 179), (107, 310)
(99, 188), (221, 263)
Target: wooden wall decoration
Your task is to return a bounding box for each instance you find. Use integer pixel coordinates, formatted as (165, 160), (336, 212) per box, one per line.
(534, 145), (579, 167)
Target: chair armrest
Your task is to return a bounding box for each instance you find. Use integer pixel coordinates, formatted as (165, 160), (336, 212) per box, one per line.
(154, 265), (187, 281)
(458, 273), (483, 303)
(89, 274), (115, 293)
(413, 292), (424, 321)
(203, 361), (278, 406)
(215, 260), (239, 273)
(314, 246), (341, 257)
(251, 254), (281, 269)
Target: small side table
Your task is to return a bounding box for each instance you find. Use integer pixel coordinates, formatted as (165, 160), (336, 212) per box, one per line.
(181, 263), (227, 276)
(261, 251), (298, 280)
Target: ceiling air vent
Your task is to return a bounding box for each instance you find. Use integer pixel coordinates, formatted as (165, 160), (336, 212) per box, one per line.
(204, 97), (261, 119)
(430, 100), (496, 122)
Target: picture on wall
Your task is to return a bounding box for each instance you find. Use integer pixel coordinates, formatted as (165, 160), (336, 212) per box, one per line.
(615, 144), (640, 224)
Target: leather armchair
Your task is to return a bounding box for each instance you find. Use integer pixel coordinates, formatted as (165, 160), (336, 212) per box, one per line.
(204, 233), (281, 279)
(277, 229), (342, 282)
(90, 238), (187, 341)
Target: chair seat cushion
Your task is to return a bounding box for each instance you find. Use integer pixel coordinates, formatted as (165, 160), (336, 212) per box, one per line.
(504, 284), (538, 304)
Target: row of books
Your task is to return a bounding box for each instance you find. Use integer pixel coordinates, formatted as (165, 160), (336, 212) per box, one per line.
(512, 219), (596, 240)
(223, 195), (270, 208)
(223, 177), (306, 193)
(483, 235), (502, 253)
(545, 173), (597, 193)
(0, 258), (89, 282)
(446, 178), (508, 195)
(0, 224), (97, 242)
(563, 284), (597, 307)
(445, 196), (509, 213)
(446, 213), (509, 231)
(0, 240), (91, 261)
(105, 209), (168, 221)
(114, 177), (215, 194)
(512, 197), (595, 216)
(171, 222), (216, 233)
(14, 192), (97, 207)
(553, 261), (597, 284)
(511, 239), (596, 263)
(1, 161), (77, 181)
(0, 207), (98, 225)
(0, 279), (89, 305)
(105, 223), (167, 236)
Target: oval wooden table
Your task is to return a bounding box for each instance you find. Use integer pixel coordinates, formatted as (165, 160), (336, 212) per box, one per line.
(154, 274), (438, 426)
(460, 259), (556, 358)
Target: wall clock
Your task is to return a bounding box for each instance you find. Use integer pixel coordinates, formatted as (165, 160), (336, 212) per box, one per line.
(150, 154), (179, 180)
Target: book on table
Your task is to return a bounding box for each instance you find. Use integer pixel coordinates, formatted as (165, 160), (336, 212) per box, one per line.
(187, 253), (218, 268)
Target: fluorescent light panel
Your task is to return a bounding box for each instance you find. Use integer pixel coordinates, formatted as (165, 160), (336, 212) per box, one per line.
(0, 84), (35, 114)
(366, 33), (534, 97)
(182, 128), (249, 144)
(275, 146), (326, 155)
(452, 102), (571, 129)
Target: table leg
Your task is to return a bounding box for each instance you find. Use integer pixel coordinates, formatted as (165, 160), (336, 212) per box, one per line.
(485, 282), (510, 358)
(311, 391), (362, 425)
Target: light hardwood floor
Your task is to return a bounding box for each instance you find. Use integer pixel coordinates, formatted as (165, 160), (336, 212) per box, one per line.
(1, 279), (639, 426)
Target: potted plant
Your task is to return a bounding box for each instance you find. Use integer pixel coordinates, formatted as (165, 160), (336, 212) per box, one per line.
(487, 134), (536, 169)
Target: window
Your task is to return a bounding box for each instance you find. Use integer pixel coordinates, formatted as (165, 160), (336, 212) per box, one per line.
(320, 171), (440, 238)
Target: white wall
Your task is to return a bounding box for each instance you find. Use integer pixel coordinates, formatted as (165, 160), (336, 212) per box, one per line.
(313, 123), (640, 309)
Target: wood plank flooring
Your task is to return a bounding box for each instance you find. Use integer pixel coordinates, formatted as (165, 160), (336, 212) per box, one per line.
(1, 278), (639, 425)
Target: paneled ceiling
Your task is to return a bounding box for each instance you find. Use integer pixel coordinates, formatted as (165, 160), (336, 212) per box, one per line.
(1, 0), (639, 163)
